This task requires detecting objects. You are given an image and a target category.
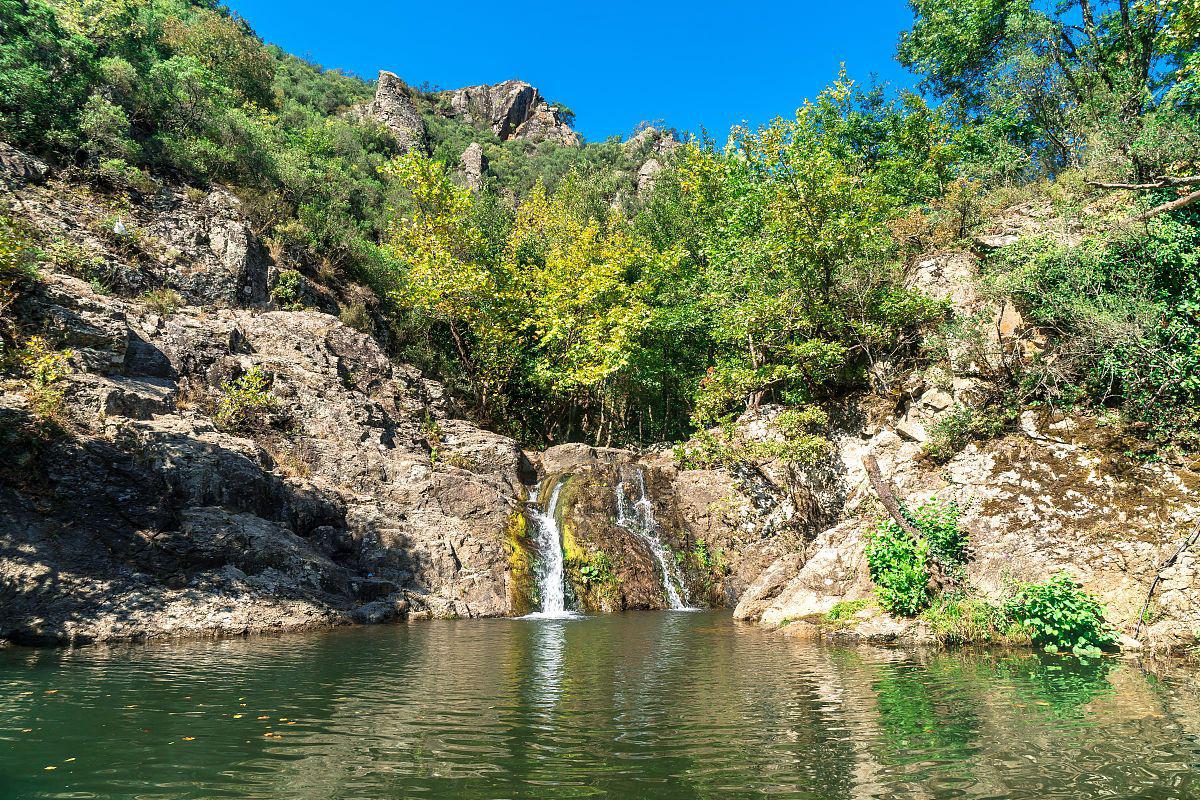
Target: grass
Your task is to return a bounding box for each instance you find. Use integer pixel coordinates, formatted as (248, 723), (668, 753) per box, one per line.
(920, 595), (1028, 645)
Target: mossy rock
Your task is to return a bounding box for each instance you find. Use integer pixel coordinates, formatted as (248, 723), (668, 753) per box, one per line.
(505, 505), (537, 615)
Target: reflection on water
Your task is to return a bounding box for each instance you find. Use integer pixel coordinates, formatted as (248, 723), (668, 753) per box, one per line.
(1, 612), (1199, 799)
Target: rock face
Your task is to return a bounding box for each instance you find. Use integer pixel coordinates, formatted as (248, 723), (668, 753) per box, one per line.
(367, 71), (427, 154)
(0, 150), (535, 645)
(8, 173), (268, 306)
(459, 142), (487, 192)
(440, 80), (580, 146)
(724, 251), (1200, 652)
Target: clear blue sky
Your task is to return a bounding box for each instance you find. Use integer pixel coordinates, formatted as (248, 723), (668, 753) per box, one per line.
(225, 0), (917, 142)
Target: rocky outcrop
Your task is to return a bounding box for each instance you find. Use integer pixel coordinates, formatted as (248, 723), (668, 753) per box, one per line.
(0, 141), (47, 185)
(366, 71), (427, 154)
(0, 151), (540, 645)
(6, 172), (268, 306)
(459, 142), (487, 192)
(722, 250), (1200, 652)
(636, 159), (663, 195)
(439, 80), (580, 146)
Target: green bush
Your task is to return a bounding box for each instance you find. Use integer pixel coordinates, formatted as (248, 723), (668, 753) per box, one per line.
(271, 269), (305, 310)
(214, 366), (281, 433)
(923, 404), (1012, 463)
(865, 499), (967, 616)
(1005, 573), (1117, 656)
(865, 526), (932, 615)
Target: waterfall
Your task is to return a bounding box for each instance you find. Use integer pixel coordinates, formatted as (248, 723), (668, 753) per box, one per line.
(615, 467), (695, 611)
(523, 479), (576, 619)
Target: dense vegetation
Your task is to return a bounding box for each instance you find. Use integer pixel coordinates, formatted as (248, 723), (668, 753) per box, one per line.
(1, 0), (1198, 452)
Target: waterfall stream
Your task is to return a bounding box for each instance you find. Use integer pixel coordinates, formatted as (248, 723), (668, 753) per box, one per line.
(615, 467), (695, 611)
(523, 479), (576, 619)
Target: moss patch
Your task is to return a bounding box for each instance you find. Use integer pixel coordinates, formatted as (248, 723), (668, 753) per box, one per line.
(506, 507), (537, 615)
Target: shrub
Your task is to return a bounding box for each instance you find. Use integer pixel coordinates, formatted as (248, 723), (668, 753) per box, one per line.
(1005, 573), (1118, 656)
(215, 366), (280, 433)
(19, 336), (73, 422)
(865, 526), (932, 615)
(865, 499), (967, 615)
(271, 269), (305, 310)
(139, 288), (183, 317)
(923, 404), (1012, 463)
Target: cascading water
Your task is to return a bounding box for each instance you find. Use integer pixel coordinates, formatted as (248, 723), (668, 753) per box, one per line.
(615, 467), (696, 611)
(523, 479), (576, 619)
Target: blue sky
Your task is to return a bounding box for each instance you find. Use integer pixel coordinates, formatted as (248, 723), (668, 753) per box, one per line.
(225, 0), (917, 142)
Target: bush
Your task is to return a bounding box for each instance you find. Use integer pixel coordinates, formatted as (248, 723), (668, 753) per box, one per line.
(1005, 572), (1118, 656)
(270, 269), (305, 309)
(19, 336), (73, 423)
(923, 404), (1012, 463)
(139, 289), (183, 317)
(865, 499), (967, 615)
(214, 366), (281, 433)
(865, 526), (932, 615)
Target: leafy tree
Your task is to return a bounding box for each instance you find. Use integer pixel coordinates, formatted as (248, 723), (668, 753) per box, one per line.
(677, 78), (948, 424)
(0, 0), (96, 152)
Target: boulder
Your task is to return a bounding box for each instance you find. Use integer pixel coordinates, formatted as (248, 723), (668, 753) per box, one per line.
(0, 141), (48, 184)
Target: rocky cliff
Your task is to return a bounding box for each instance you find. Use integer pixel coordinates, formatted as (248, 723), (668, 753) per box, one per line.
(0, 146), (740, 646)
(437, 80), (580, 147)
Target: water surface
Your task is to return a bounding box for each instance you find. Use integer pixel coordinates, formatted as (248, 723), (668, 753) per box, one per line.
(2, 612), (1199, 799)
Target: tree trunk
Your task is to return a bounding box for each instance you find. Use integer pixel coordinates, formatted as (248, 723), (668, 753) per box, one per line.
(862, 453), (951, 591)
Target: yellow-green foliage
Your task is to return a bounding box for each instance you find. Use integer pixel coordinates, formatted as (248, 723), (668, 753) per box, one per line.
(19, 336), (73, 422)
(214, 366), (279, 433)
(674, 406), (831, 470)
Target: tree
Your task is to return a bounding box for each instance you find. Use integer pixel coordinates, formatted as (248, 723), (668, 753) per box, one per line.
(677, 78), (948, 423)
(899, 0), (1189, 179)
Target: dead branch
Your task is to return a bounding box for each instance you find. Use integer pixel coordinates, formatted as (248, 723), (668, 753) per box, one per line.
(1087, 175), (1200, 190)
(1129, 188), (1200, 222)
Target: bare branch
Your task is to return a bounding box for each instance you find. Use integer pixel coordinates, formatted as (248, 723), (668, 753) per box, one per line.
(1129, 188), (1200, 222)
(1087, 175), (1200, 190)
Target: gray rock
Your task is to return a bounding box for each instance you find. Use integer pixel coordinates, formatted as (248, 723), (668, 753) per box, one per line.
(637, 159), (663, 195)
(0, 141), (48, 184)
(459, 142), (487, 192)
(440, 80), (579, 146)
(368, 71), (427, 154)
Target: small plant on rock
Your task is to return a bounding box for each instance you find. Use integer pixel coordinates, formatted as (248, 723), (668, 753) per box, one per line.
(139, 288), (183, 317)
(1005, 572), (1117, 656)
(19, 336), (74, 423)
(215, 366), (281, 433)
(271, 269), (306, 310)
